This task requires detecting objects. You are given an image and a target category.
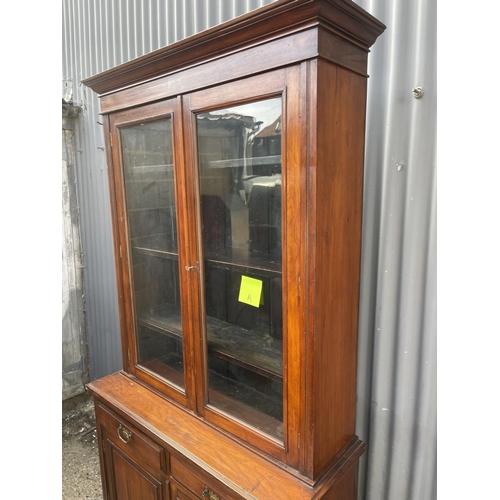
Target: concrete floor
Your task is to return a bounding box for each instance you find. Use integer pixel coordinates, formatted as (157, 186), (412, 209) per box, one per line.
(62, 391), (103, 499)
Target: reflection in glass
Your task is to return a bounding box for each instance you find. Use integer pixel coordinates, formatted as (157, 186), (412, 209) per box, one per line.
(120, 118), (184, 389)
(196, 98), (283, 440)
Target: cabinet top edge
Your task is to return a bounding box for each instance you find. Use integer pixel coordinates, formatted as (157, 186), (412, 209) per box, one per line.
(81, 0), (385, 96)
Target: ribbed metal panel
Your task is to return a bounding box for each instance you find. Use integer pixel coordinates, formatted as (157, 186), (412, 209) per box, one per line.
(355, 0), (436, 498)
(62, 1), (436, 498)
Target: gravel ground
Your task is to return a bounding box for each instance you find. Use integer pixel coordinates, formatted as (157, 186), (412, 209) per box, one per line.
(62, 391), (103, 500)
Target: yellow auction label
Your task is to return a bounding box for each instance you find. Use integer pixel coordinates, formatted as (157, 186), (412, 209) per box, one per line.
(238, 275), (263, 308)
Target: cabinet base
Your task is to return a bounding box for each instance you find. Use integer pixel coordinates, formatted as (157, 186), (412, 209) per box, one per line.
(88, 372), (364, 500)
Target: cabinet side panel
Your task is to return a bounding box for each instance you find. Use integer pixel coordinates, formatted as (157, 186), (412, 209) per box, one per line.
(312, 60), (367, 475)
(317, 465), (359, 500)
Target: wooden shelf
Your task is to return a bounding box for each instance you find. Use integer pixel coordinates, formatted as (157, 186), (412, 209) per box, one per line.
(130, 234), (178, 260)
(204, 246), (281, 277)
(206, 155), (281, 169)
(138, 304), (283, 381)
(138, 305), (183, 339)
(125, 163), (174, 173)
(141, 355), (185, 389)
(126, 206), (175, 213)
(132, 239), (281, 277)
(132, 245), (179, 261)
(208, 371), (283, 440)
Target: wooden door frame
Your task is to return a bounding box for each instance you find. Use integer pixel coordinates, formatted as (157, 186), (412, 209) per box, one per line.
(107, 98), (196, 411)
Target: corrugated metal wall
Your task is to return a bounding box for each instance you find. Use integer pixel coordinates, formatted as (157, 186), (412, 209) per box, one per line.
(355, 0), (436, 498)
(62, 1), (436, 498)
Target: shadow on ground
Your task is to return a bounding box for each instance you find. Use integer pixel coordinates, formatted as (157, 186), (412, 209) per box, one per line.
(62, 391), (103, 499)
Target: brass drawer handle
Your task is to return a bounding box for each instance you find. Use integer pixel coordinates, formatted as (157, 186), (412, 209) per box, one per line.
(117, 424), (132, 443)
(202, 487), (220, 500)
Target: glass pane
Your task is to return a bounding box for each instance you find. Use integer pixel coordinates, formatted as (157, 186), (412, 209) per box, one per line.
(196, 98), (283, 440)
(120, 118), (184, 389)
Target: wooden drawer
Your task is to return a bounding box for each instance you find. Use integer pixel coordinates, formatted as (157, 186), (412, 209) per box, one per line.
(171, 481), (199, 500)
(170, 455), (242, 500)
(96, 401), (167, 475)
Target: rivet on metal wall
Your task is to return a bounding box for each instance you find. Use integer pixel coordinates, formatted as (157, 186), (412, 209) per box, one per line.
(396, 162), (404, 171)
(412, 86), (424, 99)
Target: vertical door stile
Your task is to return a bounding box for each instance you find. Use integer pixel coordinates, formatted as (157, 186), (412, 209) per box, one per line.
(109, 112), (138, 378)
(181, 93), (208, 417)
(105, 114), (130, 374)
(283, 63), (308, 469)
(172, 95), (196, 412)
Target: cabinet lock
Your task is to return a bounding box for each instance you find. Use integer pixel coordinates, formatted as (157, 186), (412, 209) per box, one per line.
(202, 487), (220, 500)
(117, 424), (132, 443)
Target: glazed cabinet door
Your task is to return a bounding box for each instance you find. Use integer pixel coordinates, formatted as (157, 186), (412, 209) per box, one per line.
(183, 66), (305, 464)
(108, 99), (194, 408)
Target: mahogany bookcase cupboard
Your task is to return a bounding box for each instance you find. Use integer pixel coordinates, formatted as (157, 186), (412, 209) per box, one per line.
(83, 1), (385, 499)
